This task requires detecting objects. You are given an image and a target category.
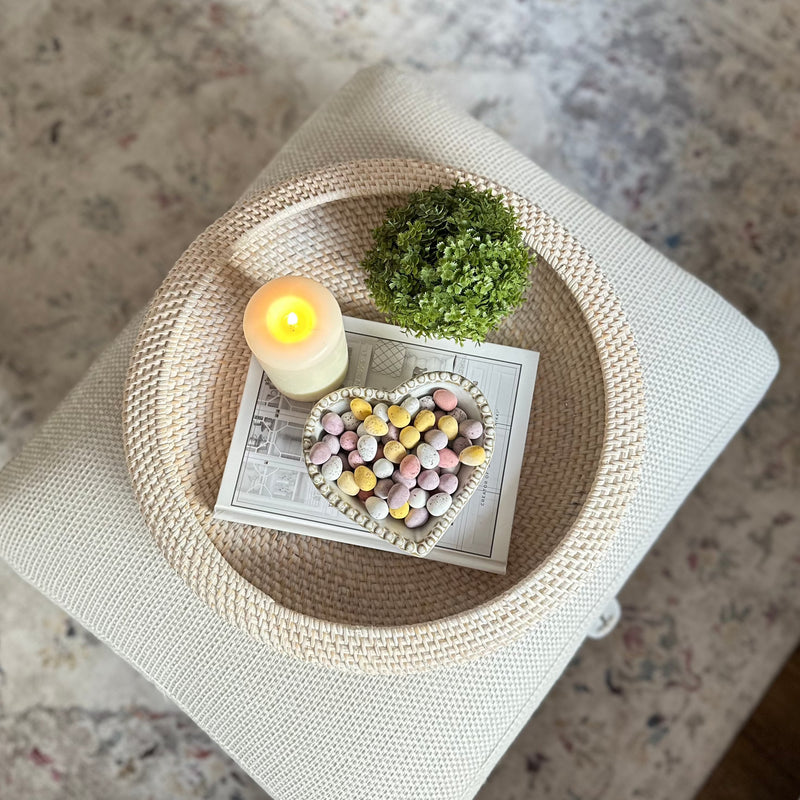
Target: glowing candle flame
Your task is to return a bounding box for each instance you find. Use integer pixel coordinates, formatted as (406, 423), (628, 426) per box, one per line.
(286, 311), (299, 328)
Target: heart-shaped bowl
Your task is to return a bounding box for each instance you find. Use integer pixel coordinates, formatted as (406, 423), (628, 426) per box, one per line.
(302, 371), (495, 557)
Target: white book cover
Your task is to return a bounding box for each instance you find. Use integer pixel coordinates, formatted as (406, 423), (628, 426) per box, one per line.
(214, 316), (538, 573)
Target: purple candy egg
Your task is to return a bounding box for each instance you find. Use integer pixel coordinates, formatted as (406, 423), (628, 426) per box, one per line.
(451, 436), (471, 455)
(347, 450), (365, 469)
(423, 429), (448, 451)
(382, 423), (400, 442)
(321, 412), (345, 435)
(417, 469), (440, 491)
(450, 407), (468, 423)
(374, 478), (394, 499)
(322, 433), (341, 454)
(392, 472), (417, 489)
(438, 472), (459, 495)
(309, 441), (331, 465)
(405, 507), (430, 529)
(459, 419), (483, 440)
(387, 483), (410, 510)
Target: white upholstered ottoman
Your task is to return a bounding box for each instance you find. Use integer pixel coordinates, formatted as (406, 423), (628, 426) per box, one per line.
(0, 66), (777, 799)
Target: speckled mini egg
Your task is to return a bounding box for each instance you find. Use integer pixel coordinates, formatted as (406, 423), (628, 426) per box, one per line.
(373, 458), (394, 479)
(399, 426), (421, 450)
(459, 445), (487, 466)
(336, 471), (359, 496)
(374, 478), (394, 499)
(432, 388), (458, 412)
(459, 419), (483, 440)
(388, 502), (410, 520)
(321, 412), (344, 436)
(400, 396), (420, 417)
(350, 397), (372, 421)
(413, 409), (436, 433)
(347, 450), (365, 469)
(423, 429), (448, 451)
(339, 430), (358, 452)
(357, 434), (378, 462)
(320, 455), (344, 481)
(399, 454), (421, 479)
(437, 415), (459, 441)
(354, 465), (377, 492)
(364, 414), (389, 437)
(309, 441), (331, 465)
(387, 404), (411, 429)
(417, 469), (440, 491)
(387, 483), (410, 510)
(365, 496), (389, 520)
(404, 507), (430, 528)
(450, 407), (468, 423)
(437, 448), (459, 471)
(383, 440), (407, 464)
(426, 492), (453, 517)
(341, 411), (360, 431)
(438, 473), (459, 495)
(372, 402), (390, 421)
(416, 443), (440, 470)
(408, 487), (429, 509)
(322, 433), (341, 455)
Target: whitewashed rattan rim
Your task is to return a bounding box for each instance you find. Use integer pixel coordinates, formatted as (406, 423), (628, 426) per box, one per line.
(123, 158), (645, 674)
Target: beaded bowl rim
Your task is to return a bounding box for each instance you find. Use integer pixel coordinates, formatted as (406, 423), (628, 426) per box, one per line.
(303, 371), (495, 557)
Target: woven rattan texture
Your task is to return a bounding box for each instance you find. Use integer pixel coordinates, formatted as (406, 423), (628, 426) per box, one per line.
(122, 159), (645, 673)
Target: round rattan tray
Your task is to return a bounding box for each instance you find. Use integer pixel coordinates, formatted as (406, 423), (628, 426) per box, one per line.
(123, 158), (645, 674)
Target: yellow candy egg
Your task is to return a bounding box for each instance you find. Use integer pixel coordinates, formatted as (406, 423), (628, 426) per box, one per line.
(354, 465), (377, 491)
(458, 445), (486, 466)
(363, 414), (389, 437)
(337, 470), (360, 496)
(437, 414), (459, 441)
(414, 409), (436, 432)
(350, 397), (373, 421)
(388, 501), (410, 519)
(399, 426), (421, 449)
(383, 440), (408, 464)
(387, 404), (411, 428)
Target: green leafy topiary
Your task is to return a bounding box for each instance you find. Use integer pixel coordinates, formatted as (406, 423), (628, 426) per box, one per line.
(362, 181), (534, 343)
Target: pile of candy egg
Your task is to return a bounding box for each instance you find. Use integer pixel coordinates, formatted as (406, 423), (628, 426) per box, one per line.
(308, 388), (487, 530)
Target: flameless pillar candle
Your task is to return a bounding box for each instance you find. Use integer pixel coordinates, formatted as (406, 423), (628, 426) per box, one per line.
(243, 276), (348, 401)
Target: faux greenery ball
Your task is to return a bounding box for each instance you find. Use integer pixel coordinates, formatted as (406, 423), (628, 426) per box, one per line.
(362, 182), (534, 343)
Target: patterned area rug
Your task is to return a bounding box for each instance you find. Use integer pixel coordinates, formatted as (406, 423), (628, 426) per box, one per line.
(1, 0), (798, 797)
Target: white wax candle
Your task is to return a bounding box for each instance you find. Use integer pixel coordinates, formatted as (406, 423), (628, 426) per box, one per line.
(243, 276), (348, 402)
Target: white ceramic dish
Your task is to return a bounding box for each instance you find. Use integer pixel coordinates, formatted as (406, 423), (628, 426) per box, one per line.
(302, 371), (495, 556)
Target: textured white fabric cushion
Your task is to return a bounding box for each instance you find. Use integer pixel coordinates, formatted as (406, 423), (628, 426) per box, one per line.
(0, 66), (777, 800)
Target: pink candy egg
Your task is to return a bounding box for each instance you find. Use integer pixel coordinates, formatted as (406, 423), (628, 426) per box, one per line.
(347, 450), (365, 469)
(438, 447), (459, 470)
(399, 454), (421, 479)
(433, 388), (458, 411)
(339, 430), (358, 451)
